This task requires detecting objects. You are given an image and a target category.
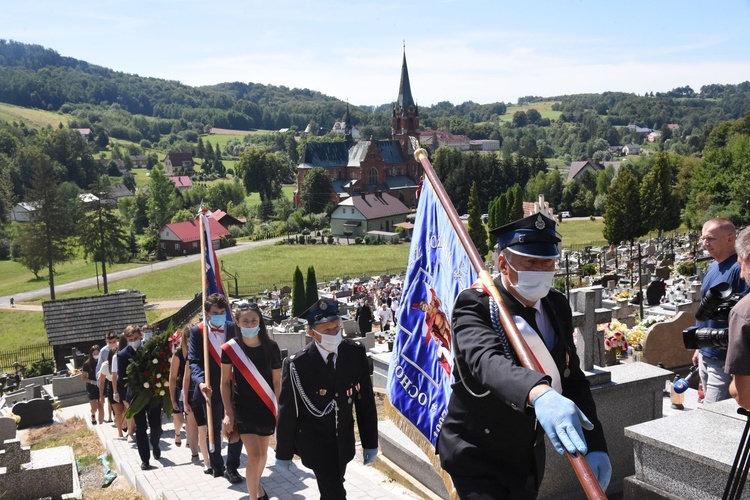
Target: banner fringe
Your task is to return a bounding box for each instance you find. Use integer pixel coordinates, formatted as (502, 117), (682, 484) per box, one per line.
(384, 397), (458, 500)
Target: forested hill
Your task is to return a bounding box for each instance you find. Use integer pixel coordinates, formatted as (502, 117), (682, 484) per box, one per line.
(3, 39), (750, 147)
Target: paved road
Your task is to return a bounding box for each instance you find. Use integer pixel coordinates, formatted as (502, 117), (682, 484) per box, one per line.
(0, 237), (284, 308)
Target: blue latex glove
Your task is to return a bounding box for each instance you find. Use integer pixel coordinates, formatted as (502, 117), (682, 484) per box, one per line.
(532, 388), (593, 455)
(275, 458), (292, 471)
(363, 448), (378, 465)
(586, 451), (612, 491)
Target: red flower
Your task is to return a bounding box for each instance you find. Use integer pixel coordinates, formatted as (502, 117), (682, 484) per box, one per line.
(161, 364), (169, 372)
(159, 351), (166, 359)
(144, 370), (151, 377)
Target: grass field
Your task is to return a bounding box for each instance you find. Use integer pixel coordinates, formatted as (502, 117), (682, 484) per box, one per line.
(498, 101), (562, 123)
(0, 102), (71, 128)
(557, 217), (606, 246)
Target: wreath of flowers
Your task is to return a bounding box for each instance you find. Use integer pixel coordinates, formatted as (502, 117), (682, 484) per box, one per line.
(603, 319), (629, 354)
(124, 332), (174, 418)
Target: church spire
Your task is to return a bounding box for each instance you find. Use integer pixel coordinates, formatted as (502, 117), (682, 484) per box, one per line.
(397, 46), (415, 111)
(392, 44), (419, 139)
(344, 101), (353, 144)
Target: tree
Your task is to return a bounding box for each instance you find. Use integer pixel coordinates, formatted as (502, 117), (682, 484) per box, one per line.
(292, 266), (306, 317)
(305, 266), (319, 310)
(603, 167), (644, 244)
(300, 167), (333, 214)
(78, 185), (129, 293)
(467, 182), (489, 258)
(196, 137), (205, 159)
(16, 147), (73, 297)
(640, 152), (681, 235)
(146, 164), (177, 259)
(235, 147), (283, 202)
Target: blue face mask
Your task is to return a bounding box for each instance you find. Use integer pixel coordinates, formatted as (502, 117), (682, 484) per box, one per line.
(240, 326), (260, 338)
(209, 314), (226, 328)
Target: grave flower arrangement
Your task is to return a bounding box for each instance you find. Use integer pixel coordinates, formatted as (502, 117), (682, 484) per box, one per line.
(604, 319), (629, 355)
(125, 332), (173, 418)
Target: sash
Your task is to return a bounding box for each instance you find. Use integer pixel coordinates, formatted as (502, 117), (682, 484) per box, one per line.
(198, 323), (224, 366)
(221, 339), (278, 418)
(511, 314), (562, 393)
(470, 281), (562, 393)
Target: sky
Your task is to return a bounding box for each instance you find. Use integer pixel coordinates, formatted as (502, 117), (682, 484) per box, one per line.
(3, 0), (750, 108)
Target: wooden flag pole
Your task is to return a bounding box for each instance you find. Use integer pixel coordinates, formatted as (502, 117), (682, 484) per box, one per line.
(199, 209), (215, 453)
(411, 139), (606, 499)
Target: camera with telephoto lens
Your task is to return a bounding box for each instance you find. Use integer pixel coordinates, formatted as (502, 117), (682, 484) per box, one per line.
(683, 282), (741, 349)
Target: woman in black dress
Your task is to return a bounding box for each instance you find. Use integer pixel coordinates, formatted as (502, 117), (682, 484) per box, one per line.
(220, 301), (281, 500)
(81, 345), (103, 425)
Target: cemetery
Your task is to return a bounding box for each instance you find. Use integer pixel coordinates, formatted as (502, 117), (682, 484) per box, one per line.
(0, 232), (746, 499)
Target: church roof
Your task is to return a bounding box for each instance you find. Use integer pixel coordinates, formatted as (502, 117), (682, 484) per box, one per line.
(386, 175), (418, 189)
(302, 142), (350, 168)
(339, 192), (410, 220)
(397, 51), (415, 110)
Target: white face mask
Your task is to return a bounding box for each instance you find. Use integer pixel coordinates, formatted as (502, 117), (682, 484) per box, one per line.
(128, 340), (141, 350)
(506, 260), (555, 303)
(314, 329), (343, 352)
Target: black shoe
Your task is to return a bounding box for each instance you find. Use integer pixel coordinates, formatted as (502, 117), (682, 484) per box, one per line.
(258, 491), (269, 500)
(203, 467), (214, 475)
(224, 468), (243, 483)
(153, 447), (161, 460)
(140, 462), (151, 470)
(212, 467), (225, 478)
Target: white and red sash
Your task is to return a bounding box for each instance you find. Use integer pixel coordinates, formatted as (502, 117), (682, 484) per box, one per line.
(199, 322), (225, 366)
(221, 338), (278, 418)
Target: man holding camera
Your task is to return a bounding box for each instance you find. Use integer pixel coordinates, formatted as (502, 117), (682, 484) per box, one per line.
(726, 227), (750, 408)
(694, 218), (749, 404)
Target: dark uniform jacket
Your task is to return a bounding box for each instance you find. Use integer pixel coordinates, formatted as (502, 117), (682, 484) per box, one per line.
(438, 278), (607, 496)
(276, 339), (378, 474)
(188, 322), (236, 404)
(116, 345), (138, 403)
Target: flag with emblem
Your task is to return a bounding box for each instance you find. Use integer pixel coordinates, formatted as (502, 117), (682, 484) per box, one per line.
(386, 179), (477, 448)
(199, 207), (232, 321)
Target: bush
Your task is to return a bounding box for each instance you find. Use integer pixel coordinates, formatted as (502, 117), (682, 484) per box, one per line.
(327, 235), (334, 244)
(309, 238), (317, 244)
(25, 356), (56, 378)
(364, 236), (371, 245)
(676, 260), (697, 276)
(354, 237), (363, 245)
(554, 277), (567, 293)
(581, 263), (597, 277)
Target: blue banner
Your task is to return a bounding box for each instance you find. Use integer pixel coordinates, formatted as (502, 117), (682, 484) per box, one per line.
(200, 212), (232, 322)
(386, 180), (478, 447)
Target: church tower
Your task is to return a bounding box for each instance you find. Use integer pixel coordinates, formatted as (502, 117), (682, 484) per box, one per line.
(344, 101), (353, 146)
(392, 48), (419, 153)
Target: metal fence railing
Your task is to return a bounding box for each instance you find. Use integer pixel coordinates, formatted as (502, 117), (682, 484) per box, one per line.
(0, 342), (54, 374)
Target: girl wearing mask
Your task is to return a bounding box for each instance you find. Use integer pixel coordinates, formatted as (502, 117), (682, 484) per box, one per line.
(220, 301), (281, 500)
(98, 341), (124, 437)
(82, 345), (103, 425)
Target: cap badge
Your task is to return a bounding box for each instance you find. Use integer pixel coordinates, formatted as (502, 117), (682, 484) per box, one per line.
(534, 215), (545, 230)
(319, 301), (328, 310)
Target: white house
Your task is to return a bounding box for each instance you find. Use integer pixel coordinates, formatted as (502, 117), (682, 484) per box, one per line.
(330, 192), (410, 238)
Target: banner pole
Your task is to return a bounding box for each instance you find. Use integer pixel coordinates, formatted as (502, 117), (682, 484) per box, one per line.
(411, 139), (605, 499)
(199, 209), (215, 454)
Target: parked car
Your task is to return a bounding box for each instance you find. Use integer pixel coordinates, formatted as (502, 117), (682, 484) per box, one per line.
(561, 211), (571, 218)
(459, 214), (470, 221)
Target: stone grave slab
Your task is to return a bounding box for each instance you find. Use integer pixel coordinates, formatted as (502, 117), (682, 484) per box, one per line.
(642, 311), (696, 370)
(12, 398), (54, 430)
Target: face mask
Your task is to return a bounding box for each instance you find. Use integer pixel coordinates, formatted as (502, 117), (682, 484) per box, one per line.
(241, 326), (260, 338)
(93, 354), (99, 360)
(506, 260), (555, 303)
(128, 340), (141, 350)
(209, 314), (226, 328)
(315, 329), (343, 352)
(143, 332), (153, 340)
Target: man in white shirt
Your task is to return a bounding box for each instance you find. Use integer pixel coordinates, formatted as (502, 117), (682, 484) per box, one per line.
(376, 303), (393, 339)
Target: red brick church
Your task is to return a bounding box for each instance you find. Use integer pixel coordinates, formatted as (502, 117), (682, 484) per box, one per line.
(294, 51), (422, 209)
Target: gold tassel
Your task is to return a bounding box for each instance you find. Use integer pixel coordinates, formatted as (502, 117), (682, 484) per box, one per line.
(383, 397), (458, 499)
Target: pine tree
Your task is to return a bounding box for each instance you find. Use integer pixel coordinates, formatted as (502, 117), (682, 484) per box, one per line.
(497, 192), (509, 226)
(197, 137), (205, 159)
(640, 152), (681, 236)
(305, 266), (319, 310)
(292, 266), (306, 317)
(467, 182), (489, 258)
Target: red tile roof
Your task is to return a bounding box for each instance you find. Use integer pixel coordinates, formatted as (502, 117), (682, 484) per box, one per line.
(169, 176), (193, 188)
(348, 192), (410, 219)
(164, 218), (230, 243)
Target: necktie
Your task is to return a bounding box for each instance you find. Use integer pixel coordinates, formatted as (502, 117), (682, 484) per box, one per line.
(520, 307), (541, 337)
(326, 352), (336, 375)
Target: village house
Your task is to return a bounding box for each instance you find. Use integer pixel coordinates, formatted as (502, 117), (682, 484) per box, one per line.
(168, 175), (193, 192)
(622, 144), (642, 155)
(294, 51), (422, 209)
(130, 155), (149, 167)
(208, 209), (246, 230)
(329, 191), (410, 238)
(158, 218), (230, 257)
(163, 152), (195, 176)
(419, 130), (471, 151)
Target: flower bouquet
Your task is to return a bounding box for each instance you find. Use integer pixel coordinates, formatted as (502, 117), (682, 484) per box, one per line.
(125, 333), (173, 418)
(604, 319), (630, 356)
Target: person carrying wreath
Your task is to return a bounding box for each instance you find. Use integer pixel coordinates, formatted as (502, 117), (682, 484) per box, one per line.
(220, 301), (282, 500)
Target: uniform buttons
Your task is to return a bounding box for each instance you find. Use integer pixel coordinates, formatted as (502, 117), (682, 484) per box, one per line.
(484, 428), (490, 434)
(335, 393), (339, 397)
(511, 403), (517, 410)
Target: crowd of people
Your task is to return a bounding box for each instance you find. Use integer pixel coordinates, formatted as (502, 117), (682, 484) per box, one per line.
(89, 293), (378, 499)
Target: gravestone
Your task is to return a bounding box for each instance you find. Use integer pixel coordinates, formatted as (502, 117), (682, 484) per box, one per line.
(569, 287), (613, 370)
(12, 398), (54, 429)
(642, 311), (696, 370)
(0, 416), (16, 450)
(646, 280), (667, 306)
(0, 438), (78, 500)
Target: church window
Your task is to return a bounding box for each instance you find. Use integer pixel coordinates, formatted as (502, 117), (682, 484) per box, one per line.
(369, 167), (379, 185)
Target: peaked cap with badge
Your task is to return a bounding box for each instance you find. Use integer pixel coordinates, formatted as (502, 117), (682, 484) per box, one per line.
(299, 298), (341, 326)
(489, 213), (561, 258)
